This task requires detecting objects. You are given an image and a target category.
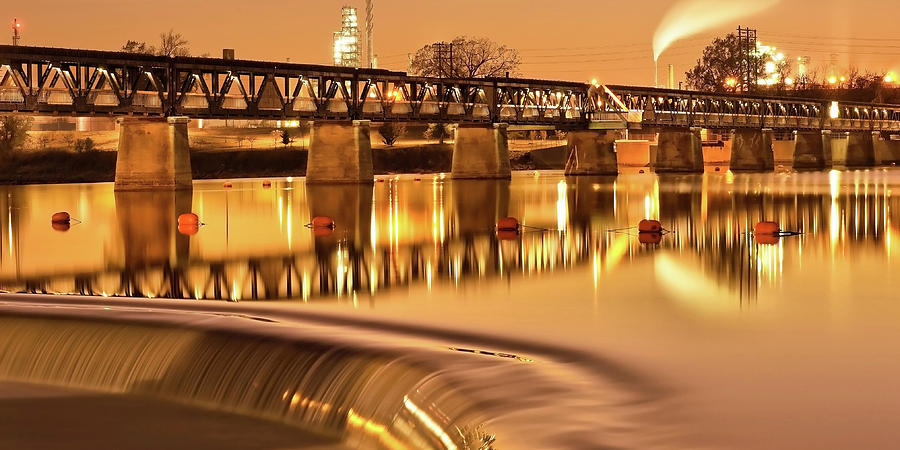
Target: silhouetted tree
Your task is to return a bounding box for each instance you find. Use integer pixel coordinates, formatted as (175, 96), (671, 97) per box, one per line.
(378, 122), (407, 146)
(410, 36), (520, 78)
(120, 30), (189, 57)
(424, 122), (453, 144)
(0, 115), (32, 158)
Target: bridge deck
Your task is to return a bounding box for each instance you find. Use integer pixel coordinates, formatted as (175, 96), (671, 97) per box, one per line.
(2, 45), (900, 132)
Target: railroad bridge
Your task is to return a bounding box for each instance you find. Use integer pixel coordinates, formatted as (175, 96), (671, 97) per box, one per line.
(3, 45), (900, 189)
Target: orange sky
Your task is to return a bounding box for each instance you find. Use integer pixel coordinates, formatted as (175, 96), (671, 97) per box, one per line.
(6, 0), (898, 86)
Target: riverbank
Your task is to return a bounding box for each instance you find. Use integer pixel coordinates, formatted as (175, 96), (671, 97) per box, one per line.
(0, 143), (551, 185)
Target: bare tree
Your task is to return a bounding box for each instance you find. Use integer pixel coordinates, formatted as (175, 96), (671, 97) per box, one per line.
(157, 30), (190, 57)
(410, 36), (520, 78)
(121, 40), (152, 54)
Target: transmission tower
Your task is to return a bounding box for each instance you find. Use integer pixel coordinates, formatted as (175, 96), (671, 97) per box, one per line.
(737, 26), (758, 93)
(12, 18), (20, 46)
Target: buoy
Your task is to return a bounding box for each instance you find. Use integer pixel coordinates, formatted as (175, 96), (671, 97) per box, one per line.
(314, 227), (333, 237)
(755, 234), (780, 245)
(377, 178), (385, 183)
(638, 169), (645, 174)
(496, 217), (520, 232)
(52, 222), (70, 232)
(638, 219), (662, 233)
(178, 223), (199, 236)
(715, 167), (721, 172)
(51, 212), (71, 223)
(497, 230), (520, 241)
(414, 178), (421, 182)
(177, 213), (199, 226)
(262, 180), (272, 188)
(639, 232), (662, 245)
(223, 181), (233, 188)
(310, 216), (335, 229)
(754, 221), (780, 236)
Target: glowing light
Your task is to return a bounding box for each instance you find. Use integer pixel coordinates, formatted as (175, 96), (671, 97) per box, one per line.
(830, 101), (840, 119)
(828, 76), (838, 85)
(784, 77), (794, 86)
(765, 61), (776, 74)
(725, 77), (738, 88)
(885, 73), (896, 83)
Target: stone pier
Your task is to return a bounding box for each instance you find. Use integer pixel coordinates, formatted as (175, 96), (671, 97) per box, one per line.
(564, 130), (619, 175)
(792, 130), (832, 170)
(844, 131), (876, 167)
(729, 128), (774, 171)
(451, 123), (511, 179)
(655, 127), (704, 173)
(306, 120), (374, 184)
(114, 117), (192, 191)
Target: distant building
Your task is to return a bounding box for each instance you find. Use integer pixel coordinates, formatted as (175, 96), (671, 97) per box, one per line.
(333, 6), (360, 68)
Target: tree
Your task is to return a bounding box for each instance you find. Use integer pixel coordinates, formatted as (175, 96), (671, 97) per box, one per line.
(74, 137), (95, 152)
(0, 115), (32, 158)
(684, 33), (791, 93)
(121, 40), (152, 54)
(157, 29), (190, 57)
(424, 122), (453, 144)
(410, 36), (520, 78)
(120, 30), (189, 57)
(280, 129), (292, 147)
(378, 122), (407, 146)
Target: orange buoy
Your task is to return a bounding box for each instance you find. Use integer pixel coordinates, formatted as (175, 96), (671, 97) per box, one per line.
(52, 222), (70, 232)
(314, 227), (334, 238)
(638, 232), (662, 245)
(496, 217), (520, 232)
(497, 230), (520, 241)
(223, 181), (233, 188)
(177, 213), (199, 226)
(638, 219), (662, 233)
(638, 169), (645, 174)
(262, 180), (272, 188)
(310, 216), (335, 229)
(755, 233), (780, 245)
(178, 223), (199, 236)
(754, 221), (780, 236)
(51, 212), (71, 224)
(714, 167), (721, 172)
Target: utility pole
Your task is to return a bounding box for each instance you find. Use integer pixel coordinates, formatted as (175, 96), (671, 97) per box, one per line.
(432, 42), (453, 78)
(12, 18), (20, 46)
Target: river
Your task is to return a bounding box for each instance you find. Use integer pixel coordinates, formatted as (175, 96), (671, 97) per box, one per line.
(1, 169), (899, 449)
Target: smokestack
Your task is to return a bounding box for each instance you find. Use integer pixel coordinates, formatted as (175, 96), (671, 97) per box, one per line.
(667, 64), (675, 89)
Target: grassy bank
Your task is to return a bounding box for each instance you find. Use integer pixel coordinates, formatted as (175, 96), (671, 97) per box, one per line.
(0, 144), (471, 185)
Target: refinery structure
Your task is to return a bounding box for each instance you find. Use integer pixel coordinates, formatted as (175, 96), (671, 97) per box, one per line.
(332, 1), (375, 68)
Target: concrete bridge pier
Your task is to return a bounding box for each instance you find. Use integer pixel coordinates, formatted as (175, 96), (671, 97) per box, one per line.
(792, 130), (832, 170)
(114, 117), (192, 191)
(564, 130), (619, 175)
(655, 127), (704, 173)
(451, 124), (511, 179)
(875, 134), (900, 165)
(306, 120), (374, 184)
(729, 128), (775, 171)
(843, 131), (877, 167)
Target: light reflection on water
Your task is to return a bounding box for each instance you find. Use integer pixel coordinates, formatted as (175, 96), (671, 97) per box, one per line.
(0, 170), (898, 305)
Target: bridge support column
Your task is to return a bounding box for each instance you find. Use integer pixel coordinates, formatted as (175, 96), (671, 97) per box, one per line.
(655, 127), (703, 173)
(306, 120), (374, 184)
(729, 128), (774, 171)
(843, 131), (876, 167)
(564, 130), (619, 175)
(792, 130), (832, 170)
(452, 123), (511, 179)
(114, 117), (192, 191)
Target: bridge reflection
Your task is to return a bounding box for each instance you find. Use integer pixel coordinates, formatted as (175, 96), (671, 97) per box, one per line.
(1, 171), (899, 302)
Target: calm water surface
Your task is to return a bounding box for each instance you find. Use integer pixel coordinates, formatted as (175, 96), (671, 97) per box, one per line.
(2, 169), (900, 449)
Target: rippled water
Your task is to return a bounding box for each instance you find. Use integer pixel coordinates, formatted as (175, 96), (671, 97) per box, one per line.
(2, 169), (900, 448)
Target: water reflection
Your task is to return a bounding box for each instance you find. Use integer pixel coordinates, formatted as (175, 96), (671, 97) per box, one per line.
(1, 170), (899, 304)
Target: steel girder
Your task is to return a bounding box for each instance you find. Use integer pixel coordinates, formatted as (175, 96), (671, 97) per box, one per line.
(0, 45), (592, 126)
